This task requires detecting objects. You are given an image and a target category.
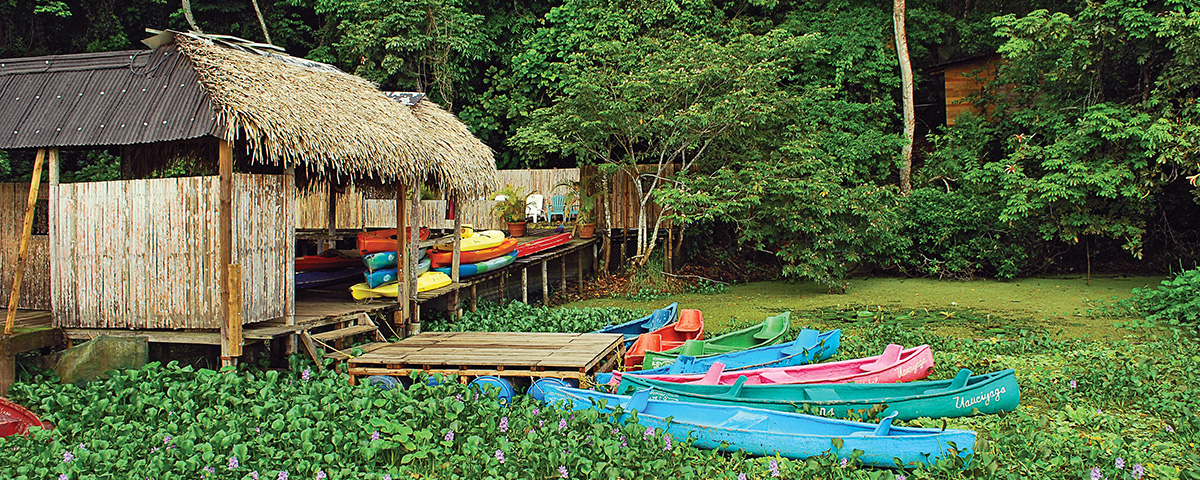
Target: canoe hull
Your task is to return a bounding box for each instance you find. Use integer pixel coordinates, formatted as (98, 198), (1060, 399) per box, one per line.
(350, 272), (452, 300)
(541, 385), (976, 467)
(431, 230), (507, 252)
(593, 302), (679, 346)
(296, 267), (367, 290)
(295, 253), (362, 272)
(432, 251), (518, 278)
(515, 233), (573, 257)
(641, 312), (792, 369)
(364, 258), (432, 288)
(357, 227), (430, 255)
(363, 248), (428, 272)
(428, 238), (518, 267)
(624, 309), (704, 368)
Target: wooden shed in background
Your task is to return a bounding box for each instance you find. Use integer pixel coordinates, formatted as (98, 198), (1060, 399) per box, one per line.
(927, 54), (1003, 126)
(0, 30), (497, 366)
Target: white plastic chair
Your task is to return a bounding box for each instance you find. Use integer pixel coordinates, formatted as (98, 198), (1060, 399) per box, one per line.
(525, 193), (545, 223)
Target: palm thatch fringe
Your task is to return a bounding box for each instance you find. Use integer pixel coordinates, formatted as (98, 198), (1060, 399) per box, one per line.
(174, 35), (496, 198)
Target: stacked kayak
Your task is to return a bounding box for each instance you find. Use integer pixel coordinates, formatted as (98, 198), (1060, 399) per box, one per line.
(363, 248), (428, 272)
(433, 251), (518, 278)
(350, 271), (452, 300)
(592, 303), (679, 348)
(357, 227), (430, 255)
(365, 258), (431, 288)
(624, 309), (704, 369)
(295, 251), (362, 271)
(640, 312), (792, 369)
(516, 233), (573, 257)
(595, 327), (841, 384)
(428, 237), (518, 267)
(539, 384), (977, 467)
(296, 267), (368, 290)
(431, 230), (506, 252)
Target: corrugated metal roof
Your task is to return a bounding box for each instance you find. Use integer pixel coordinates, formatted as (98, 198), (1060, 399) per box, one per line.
(0, 46), (218, 149)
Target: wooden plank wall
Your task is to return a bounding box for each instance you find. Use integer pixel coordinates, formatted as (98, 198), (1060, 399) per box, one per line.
(232, 174), (294, 325)
(297, 168), (583, 231)
(945, 55), (999, 125)
(0, 183), (51, 310)
(55, 175), (292, 329)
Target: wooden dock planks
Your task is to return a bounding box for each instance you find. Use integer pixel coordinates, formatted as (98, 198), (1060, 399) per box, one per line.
(347, 331), (624, 383)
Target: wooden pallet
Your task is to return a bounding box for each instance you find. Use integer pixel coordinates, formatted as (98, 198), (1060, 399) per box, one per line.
(346, 331), (624, 384)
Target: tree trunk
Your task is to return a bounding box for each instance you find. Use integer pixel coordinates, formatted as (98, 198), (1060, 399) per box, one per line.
(182, 0), (203, 33)
(251, 0), (272, 45)
(894, 0), (914, 196)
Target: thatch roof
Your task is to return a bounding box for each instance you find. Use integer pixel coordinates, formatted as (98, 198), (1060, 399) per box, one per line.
(171, 33), (497, 198)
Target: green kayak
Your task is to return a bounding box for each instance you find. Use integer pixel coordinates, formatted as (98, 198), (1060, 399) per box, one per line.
(641, 312), (791, 369)
(617, 368), (1020, 421)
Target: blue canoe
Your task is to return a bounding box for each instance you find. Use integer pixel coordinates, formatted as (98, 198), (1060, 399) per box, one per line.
(596, 328), (841, 384)
(540, 385), (976, 467)
(296, 266), (367, 290)
(365, 258), (431, 288)
(592, 302), (679, 348)
(432, 250), (517, 278)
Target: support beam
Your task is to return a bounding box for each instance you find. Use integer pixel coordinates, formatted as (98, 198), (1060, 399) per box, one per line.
(450, 196), (462, 320)
(5, 149), (45, 335)
(499, 273), (506, 302)
(541, 261), (549, 305)
(578, 248), (584, 290)
(48, 148), (58, 325)
(218, 140), (239, 367)
(408, 185), (420, 335)
(396, 182), (409, 335)
(225, 263), (243, 361)
(521, 267), (528, 304)
(283, 167), (296, 353)
(0, 353), (13, 397)
(560, 256), (566, 293)
(470, 284), (478, 313)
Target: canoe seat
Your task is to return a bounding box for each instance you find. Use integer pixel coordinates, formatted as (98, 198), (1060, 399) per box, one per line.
(758, 370), (795, 384)
(859, 344), (903, 372)
(753, 313), (790, 340)
(627, 334), (661, 357)
(780, 329), (818, 356)
(804, 388), (841, 401)
(717, 410), (771, 430)
(674, 309), (703, 332)
(680, 340), (706, 356)
(923, 368), (972, 394)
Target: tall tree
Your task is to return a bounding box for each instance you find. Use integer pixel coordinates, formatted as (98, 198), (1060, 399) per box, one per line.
(894, 0), (914, 196)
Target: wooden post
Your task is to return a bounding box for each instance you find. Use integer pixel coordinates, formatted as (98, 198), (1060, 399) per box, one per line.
(499, 272), (506, 302)
(521, 267), (528, 304)
(450, 197), (462, 320)
(541, 261), (549, 305)
(396, 182), (409, 335)
(4, 149), (45, 334)
(560, 256), (567, 292)
(47, 148), (59, 326)
(218, 141), (238, 367)
(408, 185), (420, 335)
(326, 181), (337, 250)
(0, 353), (13, 397)
(470, 284), (478, 313)
(226, 264), (243, 358)
(283, 167), (296, 353)
(592, 243), (599, 277)
(577, 248), (584, 290)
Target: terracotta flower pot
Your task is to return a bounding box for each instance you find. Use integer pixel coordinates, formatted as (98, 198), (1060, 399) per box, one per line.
(577, 223), (596, 239)
(507, 221), (527, 237)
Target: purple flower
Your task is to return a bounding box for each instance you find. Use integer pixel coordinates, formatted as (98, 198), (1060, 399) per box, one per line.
(203, 466), (215, 474)
(228, 457), (239, 469)
(256, 427), (261, 433)
(371, 430), (381, 441)
(840, 457), (849, 468)
(315, 470), (327, 480)
(150, 447), (159, 453)
(382, 475), (392, 480)
(301, 368), (311, 381)
(444, 430), (455, 442)
(278, 471), (289, 480)
(1132, 464), (1145, 479)
(164, 435), (172, 445)
(250, 472), (259, 480)
(78, 443), (86, 450)
(558, 419), (568, 432)
(738, 474), (746, 480)
(643, 426), (656, 439)
(58, 475), (68, 480)
(1069, 379), (1077, 389)
(619, 435), (627, 448)
(63, 451), (74, 463)
(769, 457), (780, 477)
(611, 427), (619, 435)
(663, 434), (672, 451)
(539, 420), (544, 427)
(455, 393), (464, 402)
(499, 417), (509, 432)
(1116, 457), (1125, 470)
(1166, 424), (1174, 433)
(532, 408), (540, 416)
(898, 475), (906, 480)
(1091, 466), (1103, 480)
(558, 465), (569, 479)
(495, 449), (506, 464)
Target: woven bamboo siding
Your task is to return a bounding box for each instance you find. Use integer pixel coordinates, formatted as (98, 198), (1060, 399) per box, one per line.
(362, 199), (504, 230)
(295, 182), (329, 230)
(232, 174), (294, 325)
(55, 175), (292, 329)
(0, 183), (51, 310)
(582, 165), (676, 231)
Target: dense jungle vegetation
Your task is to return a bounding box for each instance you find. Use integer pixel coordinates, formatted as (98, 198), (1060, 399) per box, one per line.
(1, 0), (1197, 287)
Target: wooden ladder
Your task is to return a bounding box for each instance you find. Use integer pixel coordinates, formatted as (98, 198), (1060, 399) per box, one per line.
(300, 312), (386, 368)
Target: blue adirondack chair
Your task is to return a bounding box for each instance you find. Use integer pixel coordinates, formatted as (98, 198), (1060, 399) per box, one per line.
(549, 195), (567, 223)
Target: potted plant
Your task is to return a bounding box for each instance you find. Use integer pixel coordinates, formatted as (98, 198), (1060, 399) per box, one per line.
(491, 185), (528, 237)
(557, 178), (598, 239)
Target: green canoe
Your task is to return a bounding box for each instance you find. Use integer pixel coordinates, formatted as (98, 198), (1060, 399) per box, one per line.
(617, 368), (1020, 421)
(641, 312), (791, 369)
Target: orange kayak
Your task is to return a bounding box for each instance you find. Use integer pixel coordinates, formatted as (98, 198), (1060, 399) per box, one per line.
(357, 227), (431, 255)
(428, 238), (519, 267)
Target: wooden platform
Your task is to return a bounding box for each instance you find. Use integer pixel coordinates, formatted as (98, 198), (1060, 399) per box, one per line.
(346, 331), (624, 384)
(2, 310), (60, 396)
(415, 236), (597, 304)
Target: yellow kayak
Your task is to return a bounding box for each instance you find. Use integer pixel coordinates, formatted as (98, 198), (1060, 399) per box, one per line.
(349, 272), (453, 300)
(432, 230), (506, 252)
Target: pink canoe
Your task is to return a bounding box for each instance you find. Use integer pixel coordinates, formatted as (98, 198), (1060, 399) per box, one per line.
(609, 344), (932, 386)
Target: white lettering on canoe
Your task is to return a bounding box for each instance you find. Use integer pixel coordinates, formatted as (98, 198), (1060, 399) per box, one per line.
(954, 386), (1006, 410)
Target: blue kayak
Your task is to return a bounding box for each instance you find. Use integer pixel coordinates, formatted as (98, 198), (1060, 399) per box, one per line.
(296, 266), (366, 290)
(595, 327), (841, 384)
(540, 385), (976, 467)
(592, 302), (678, 348)
(365, 258), (431, 288)
(363, 248), (427, 272)
(432, 250), (517, 278)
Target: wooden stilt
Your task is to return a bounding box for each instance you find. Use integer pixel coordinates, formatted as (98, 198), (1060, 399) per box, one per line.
(470, 284), (478, 313)
(541, 261), (549, 305)
(521, 267), (528, 304)
(499, 273), (506, 302)
(217, 141), (239, 366)
(578, 248), (584, 290)
(5, 149), (46, 335)
(408, 186), (420, 335)
(450, 196), (462, 321)
(0, 353), (14, 397)
(48, 148), (58, 330)
(283, 167), (296, 354)
(560, 256), (567, 293)
(396, 182), (409, 336)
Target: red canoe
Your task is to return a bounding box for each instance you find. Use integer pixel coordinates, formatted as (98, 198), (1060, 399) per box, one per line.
(624, 309), (705, 369)
(295, 252), (362, 272)
(0, 398), (47, 437)
(357, 227), (431, 255)
(428, 238), (519, 267)
(515, 233), (573, 257)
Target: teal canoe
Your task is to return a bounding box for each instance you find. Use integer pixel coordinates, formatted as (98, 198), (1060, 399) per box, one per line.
(432, 251), (517, 278)
(641, 312), (791, 369)
(363, 248), (427, 272)
(616, 368), (1020, 421)
(540, 385), (977, 467)
(364, 258), (431, 288)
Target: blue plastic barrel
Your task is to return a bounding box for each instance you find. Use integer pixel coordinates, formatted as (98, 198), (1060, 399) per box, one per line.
(528, 377), (577, 402)
(366, 375), (402, 391)
(469, 376), (515, 407)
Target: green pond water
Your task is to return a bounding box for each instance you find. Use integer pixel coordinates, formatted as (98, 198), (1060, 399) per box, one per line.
(563, 276), (1164, 339)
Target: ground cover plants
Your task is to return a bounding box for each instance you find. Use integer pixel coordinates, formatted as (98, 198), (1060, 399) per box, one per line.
(3, 300), (1198, 479)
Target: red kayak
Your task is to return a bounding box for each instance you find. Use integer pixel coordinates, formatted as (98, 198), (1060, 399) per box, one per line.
(295, 251), (362, 272)
(0, 398), (47, 437)
(428, 238), (519, 267)
(625, 309), (704, 369)
(515, 233), (573, 258)
(357, 227), (431, 255)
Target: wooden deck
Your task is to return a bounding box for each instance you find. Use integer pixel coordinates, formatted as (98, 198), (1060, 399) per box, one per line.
(346, 331), (624, 384)
(2, 310), (60, 395)
(416, 235), (598, 305)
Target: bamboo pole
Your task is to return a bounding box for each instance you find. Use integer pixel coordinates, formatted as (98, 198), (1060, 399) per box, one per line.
(397, 182), (409, 334)
(542, 261), (549, 305)
(4, 149), (45, 335)
(521, 267), (528, 304)
(48, 148), (59, 324)
(218, 141), (238, 366)
(408, 185), (420, 335)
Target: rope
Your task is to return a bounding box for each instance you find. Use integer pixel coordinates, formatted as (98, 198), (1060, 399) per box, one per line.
(306, 334), (355, 361)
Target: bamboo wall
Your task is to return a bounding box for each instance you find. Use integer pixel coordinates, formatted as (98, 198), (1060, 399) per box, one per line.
(582, 164), (676, 231)
(54, 174), (293, 329)
(295, 168), (582, 231)
(0, 183), (51, 310)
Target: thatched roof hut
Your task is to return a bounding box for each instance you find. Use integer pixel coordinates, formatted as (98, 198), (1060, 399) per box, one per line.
(0, 30), (498, 198)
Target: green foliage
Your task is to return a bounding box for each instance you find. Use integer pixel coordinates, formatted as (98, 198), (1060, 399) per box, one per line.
(1102, 267), (1200, 332)
(489, 184), (527, 223)
(424, 300), (647, 333)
